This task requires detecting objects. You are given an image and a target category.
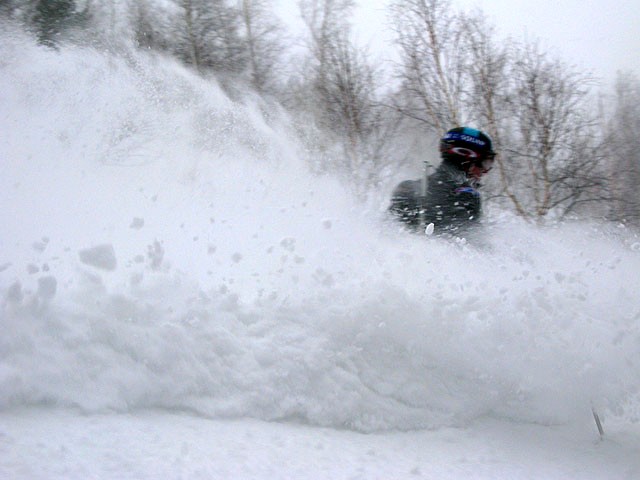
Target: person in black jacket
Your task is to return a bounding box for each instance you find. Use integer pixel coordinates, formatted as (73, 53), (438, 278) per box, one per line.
(389, 127), (496, 235)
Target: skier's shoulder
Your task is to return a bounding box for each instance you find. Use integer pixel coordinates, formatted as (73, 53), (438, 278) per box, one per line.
(428, 163), (461, 192)
(431, 162), (478, 190)
(434, 161), (467, 182)
(392, 178), (422, 198)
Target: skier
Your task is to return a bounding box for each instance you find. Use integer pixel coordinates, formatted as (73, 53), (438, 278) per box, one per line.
(389, 127), (496, 235)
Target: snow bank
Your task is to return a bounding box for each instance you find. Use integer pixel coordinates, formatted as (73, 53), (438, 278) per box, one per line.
(1, 30), (640, 432)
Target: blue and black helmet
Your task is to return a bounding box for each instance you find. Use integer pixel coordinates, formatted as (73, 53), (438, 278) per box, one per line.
(439, 127), (495, 165)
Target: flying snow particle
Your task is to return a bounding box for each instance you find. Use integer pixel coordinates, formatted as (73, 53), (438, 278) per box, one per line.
(32, 240), (48, 252)
(147, 240), (164, 270)
(425, 223), (435, 235)
(280, 237), (296, 252)
(130, 217), (145, 229)
(37, 276), (57, 300)
(6, 281), (23, 303)
(78, 244), (117, 271)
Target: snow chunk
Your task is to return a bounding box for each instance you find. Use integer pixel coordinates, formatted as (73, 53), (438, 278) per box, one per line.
(5, 281), (23, 303)
(280, 237), (296, 252)
(425, 223), (435, 236)
(32, 237), (49, 252)
(147, 240), (164, 270)
(78, 244), (117, 271)
(37, 276), (57, 300)
(129, 217), (145, 229)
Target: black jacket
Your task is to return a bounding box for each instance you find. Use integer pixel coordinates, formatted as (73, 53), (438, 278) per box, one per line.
(389, 159), (481, 234)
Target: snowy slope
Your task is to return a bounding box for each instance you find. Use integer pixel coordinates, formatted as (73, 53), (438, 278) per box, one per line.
(2, 409), (639, 479)
(1, 29), (640, 478)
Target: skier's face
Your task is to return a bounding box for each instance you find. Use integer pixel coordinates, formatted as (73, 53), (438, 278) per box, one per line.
(467, 157), (494, 179)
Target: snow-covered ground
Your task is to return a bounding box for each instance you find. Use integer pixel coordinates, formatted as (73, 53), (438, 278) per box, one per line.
(1, 29), (640, 478)
(2, 409), (639, 479)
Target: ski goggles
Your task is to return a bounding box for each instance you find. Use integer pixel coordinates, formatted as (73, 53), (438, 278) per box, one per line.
(443, 145), (495, 167)
(478, 155), (495, 172)
(467, 157), (494, 179)
(443, 145), (481, 159)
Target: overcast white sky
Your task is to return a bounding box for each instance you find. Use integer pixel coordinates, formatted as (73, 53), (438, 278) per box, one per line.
(278, 0), (639, 87)
(455, 0), (639, 84)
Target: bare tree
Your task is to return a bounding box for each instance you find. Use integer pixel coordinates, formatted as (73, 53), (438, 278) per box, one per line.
(298, 0), (355, 113)
(503, 41), (608, 219)
(239, 0), (285, 94)
(319, 32), (376, 141)
(299, 0), (354, 71)
(607, 71), (640, 225)
(0, 0), (20, 18)
(458, 9), (524, 214)
(390, 0), (467, 131)
(22, 0), (87, 48)
(131, 0), (172, 52)
(172, 0), (246, 75)
(297, 0), (398, 192)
